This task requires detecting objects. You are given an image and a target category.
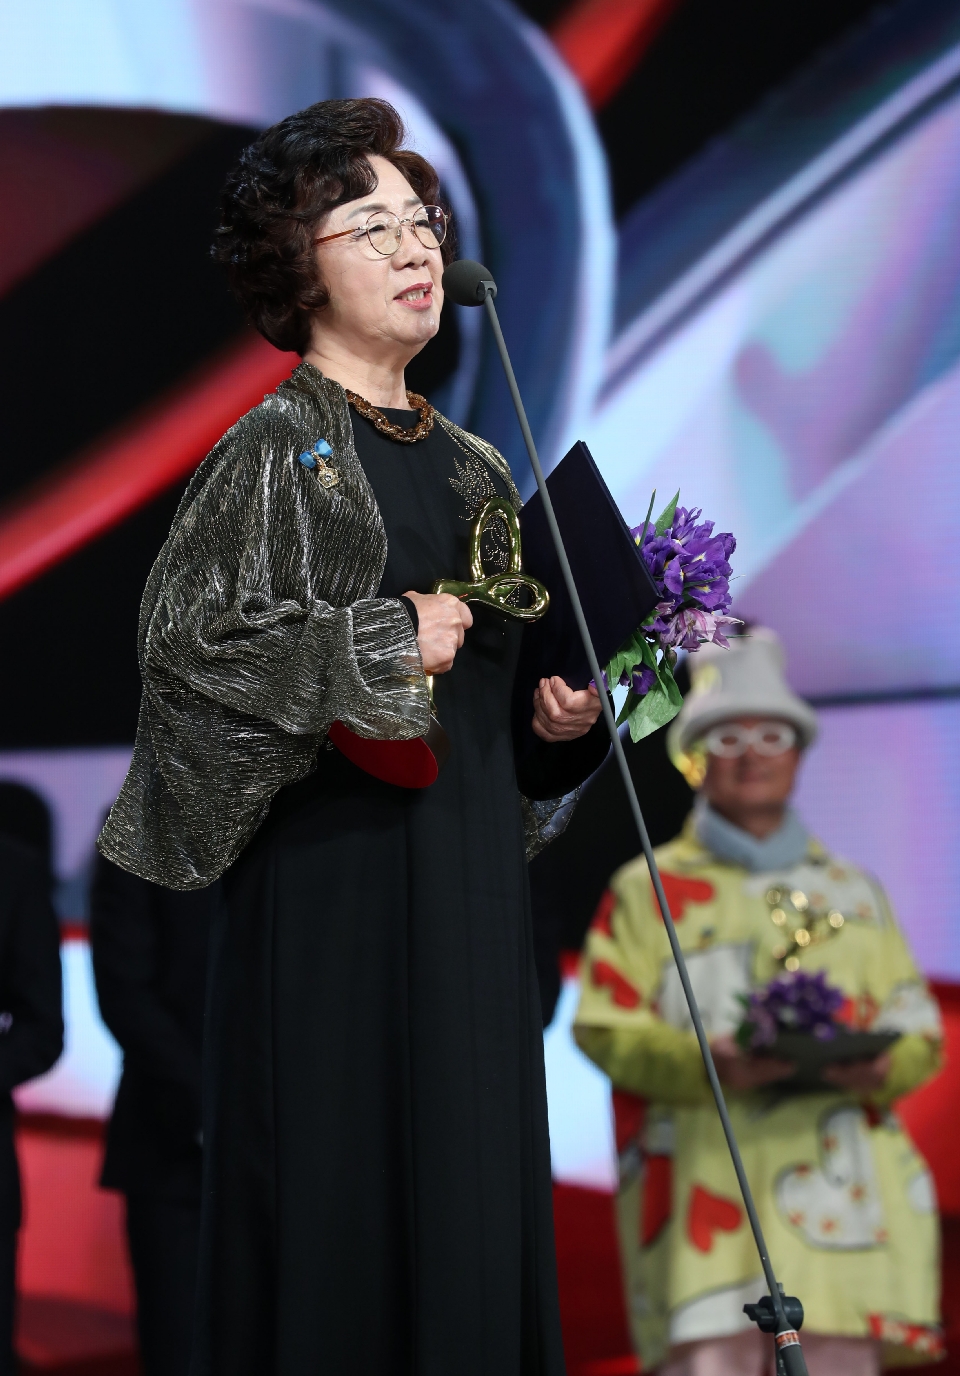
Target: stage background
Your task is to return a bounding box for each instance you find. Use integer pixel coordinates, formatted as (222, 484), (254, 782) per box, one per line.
(1, 0), (959, 1371)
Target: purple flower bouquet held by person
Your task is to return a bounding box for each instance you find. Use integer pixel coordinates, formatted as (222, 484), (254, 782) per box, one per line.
(736, 970), (846, 1051)
(735, 969), (902, 1093)
(598, 490), (739, 740)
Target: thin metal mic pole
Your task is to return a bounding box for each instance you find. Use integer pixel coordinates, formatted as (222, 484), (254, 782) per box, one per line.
(482, 288), (806, 1369)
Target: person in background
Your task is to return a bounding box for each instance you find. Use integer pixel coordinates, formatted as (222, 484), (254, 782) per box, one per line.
(90, 854), (217, 1376)
(574, 631), (943, 1376)
(0, 787), (64, 1376)
(0, 786), (54, 894)
(528, 660), (695, 1026)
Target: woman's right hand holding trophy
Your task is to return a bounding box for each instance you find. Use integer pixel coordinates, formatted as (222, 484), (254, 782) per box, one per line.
(403, 590), (473, 675)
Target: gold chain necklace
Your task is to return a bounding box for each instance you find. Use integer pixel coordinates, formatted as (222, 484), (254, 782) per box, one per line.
(346, 389), (435, 443)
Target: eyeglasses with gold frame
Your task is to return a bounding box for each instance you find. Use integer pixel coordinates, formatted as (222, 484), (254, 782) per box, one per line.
(315, 205), (448, 256)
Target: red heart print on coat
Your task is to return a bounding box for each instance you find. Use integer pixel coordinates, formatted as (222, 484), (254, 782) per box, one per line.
(687, 1184), (743, 1252)
(612, 1089), (645, 1152)
(642, 1155), (673, 1247)
(651, 874), (715, 922)
(591, 960), (642, 1009)
(590, 889), (617, 938)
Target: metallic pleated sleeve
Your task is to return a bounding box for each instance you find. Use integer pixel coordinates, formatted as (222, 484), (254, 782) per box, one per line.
(520, 791), (582, 863)
(99, 367), (430, 890)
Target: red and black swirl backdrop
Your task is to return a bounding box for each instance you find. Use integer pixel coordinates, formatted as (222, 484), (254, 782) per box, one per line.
(0, 0), (882, 747)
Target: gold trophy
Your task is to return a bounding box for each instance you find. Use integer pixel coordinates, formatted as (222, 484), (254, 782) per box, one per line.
(329, 497), (548, 787)
(432, 497), (549, 618)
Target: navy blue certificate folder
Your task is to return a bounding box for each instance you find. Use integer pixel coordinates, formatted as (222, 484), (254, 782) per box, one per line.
(512, 440), (661, 769)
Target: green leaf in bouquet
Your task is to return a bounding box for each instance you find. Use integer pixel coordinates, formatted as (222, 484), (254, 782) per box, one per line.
(604, 622), (683, 744)
(615, 690), (638, 729)
(604, 629), (650, 691)
(661, 661), (683, 709)
(654, 489), (680, 537)
(639, 636), (660, 670)
(640, 641), (679, 697)
(624, 679), (681, 742)
(634, 489), (656, 549)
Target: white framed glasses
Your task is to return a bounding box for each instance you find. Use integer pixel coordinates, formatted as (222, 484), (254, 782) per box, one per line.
(703, 721), (798, 758)
(315, 205), (448, 256)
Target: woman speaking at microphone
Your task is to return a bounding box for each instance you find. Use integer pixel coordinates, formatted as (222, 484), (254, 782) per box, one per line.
(100, 98), (604, 1375)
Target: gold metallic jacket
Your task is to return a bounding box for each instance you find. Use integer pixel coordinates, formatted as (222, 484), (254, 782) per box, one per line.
(99, 363), (567, 889)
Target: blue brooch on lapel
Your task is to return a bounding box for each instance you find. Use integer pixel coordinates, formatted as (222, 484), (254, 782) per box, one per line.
(297, 438), (339, 489)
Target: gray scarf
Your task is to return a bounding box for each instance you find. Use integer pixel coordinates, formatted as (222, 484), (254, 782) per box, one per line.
(693, 798), (810, 873)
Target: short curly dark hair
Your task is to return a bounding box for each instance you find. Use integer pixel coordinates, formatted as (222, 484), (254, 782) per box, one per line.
(213, 98), (454, 355)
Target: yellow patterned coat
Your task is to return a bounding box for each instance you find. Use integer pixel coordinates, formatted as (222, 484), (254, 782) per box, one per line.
(574, 818), (943, 1368)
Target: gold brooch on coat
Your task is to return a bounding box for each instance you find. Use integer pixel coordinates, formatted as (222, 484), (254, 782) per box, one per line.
(765, 886), (845, 971)
(298, 438), (339, 489)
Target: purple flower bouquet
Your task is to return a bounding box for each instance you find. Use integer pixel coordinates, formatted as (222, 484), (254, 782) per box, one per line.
(734, 971), (900, 1091)
(735, 971), (845, 1052)
(601, 491), (738, 741)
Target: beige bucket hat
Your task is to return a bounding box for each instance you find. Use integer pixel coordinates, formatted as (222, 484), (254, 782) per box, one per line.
(667, 630), (818, 785)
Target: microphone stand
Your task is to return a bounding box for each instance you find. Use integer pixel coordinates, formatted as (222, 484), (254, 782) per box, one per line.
(445, 261), (808, 1376)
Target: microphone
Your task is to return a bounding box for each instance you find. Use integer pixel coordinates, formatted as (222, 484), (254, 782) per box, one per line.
(442, 258), (497, 305)
(444, 259), (810, 1376)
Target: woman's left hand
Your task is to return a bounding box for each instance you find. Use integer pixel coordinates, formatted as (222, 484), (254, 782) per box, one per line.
(532, 677), (603, 743)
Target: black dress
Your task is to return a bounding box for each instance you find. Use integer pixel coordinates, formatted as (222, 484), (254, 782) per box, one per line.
(193, 409), (603, 1376)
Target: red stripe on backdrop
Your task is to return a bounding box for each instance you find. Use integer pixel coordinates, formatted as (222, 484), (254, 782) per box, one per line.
(899, 980), (960, 1215)
(551, 0), (681, 109)
(0, 6), (667, 603)
(59, 924), (90, 944)
(0, 333), (297, 601)
(560, 949), (582, 980)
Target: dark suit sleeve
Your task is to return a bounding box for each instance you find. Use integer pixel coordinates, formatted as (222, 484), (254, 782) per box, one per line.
(0, 844), (64, 1094)
(90, 856), (201, 1101)
(515, 717), (610, 801)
